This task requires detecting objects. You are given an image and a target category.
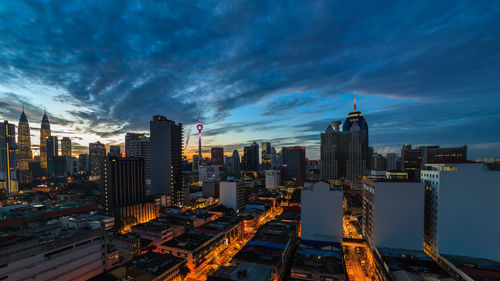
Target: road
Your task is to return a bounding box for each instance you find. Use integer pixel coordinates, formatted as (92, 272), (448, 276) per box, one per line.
(186, 206), (282, 281)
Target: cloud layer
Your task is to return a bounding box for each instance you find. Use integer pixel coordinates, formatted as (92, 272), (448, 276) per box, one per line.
(0, 1), (499, 158)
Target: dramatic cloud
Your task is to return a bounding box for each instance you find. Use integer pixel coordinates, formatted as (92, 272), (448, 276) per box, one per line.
(0, 1), (499, 158)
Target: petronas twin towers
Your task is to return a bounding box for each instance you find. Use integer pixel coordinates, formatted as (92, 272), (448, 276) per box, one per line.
(16, 108), (51, 180)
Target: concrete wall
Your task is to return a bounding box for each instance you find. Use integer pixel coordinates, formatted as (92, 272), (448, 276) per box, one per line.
(373, 181), (424, 250)
(220, 181), (238, 211)
(301, 181), (343, 242)
(435, 164), (500, 261)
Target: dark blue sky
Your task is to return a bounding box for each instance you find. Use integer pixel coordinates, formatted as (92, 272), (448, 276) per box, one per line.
(0, 1), (499, 159)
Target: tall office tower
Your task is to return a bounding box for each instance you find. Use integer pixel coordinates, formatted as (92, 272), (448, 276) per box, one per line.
(61, 137), (71, 157)
(125, 133), (145, 157)
(102, 156), (147, 220)
(78, 153), (90, 172)
(271, 147), (277, 168)
(261, 142), (271, 170)
(367, 146), (374, 171)
(243, 142), (259, 171)
(127, 135), (151, 182)
(150, 115), (183, 206)
(386, 153), (398, 171)
(17, 109), (32, 184)
(301, 181), (343, 242)
(108, 145), (121, 157)
(17, 109), (32, 170)
(320, 121), (340, 181)
(282, 146), (306, 187)
(0, 121), (17, 193)
(211, 147), (224, 171)
(341, 97), (368, 186)
(39, 111), (51, 169)
(89, 141), (106, 177)
(46, 136), (58, 158)
(363, 177), (424, 250)
(228, 150), (239, 174)
(422, 162), (500, 261)
(220, 181), (245, 212)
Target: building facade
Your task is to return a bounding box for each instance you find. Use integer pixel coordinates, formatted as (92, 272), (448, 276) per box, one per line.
(219, 181), (245, 212)
(320, 121), (340, 181)
(17, 109), (32, 184)
(89, 141), (106, 177)
(422, 163), (500, 261)
(282, 146), (306, 187)
(243, 142), (259, 171)
(150, 115), (184, 206)
(211, 147), (224, 171)
(0, 121), (17, 193)
(61, 137), (71, 157)
(261, 142), (271, 170)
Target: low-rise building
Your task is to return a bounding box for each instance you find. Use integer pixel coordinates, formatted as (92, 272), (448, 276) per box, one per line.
(0, 214), (114, 281)
(90, 252), (187, 281)
(132, 220), (174, 247)
(289, 240), (345, 281)
(208, 262), (273, 281)
(233, 220), (298, 281)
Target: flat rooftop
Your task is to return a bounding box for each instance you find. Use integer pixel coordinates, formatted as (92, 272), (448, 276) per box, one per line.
(161, 231), (215, 251)
(379, 248), (453, 281)
(209, 262), (273, 281)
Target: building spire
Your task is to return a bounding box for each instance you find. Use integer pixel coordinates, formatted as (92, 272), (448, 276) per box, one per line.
(353, 93), (357, 112)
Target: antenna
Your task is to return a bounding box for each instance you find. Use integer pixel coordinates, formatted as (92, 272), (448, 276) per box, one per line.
(353, 93), (357, 112)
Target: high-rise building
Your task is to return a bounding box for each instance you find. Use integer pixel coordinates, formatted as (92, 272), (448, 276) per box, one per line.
(319, 97), (368, 187)
(231, 150), (240, 173)
(79, 153), (90, 172)
(102, 156), (147, 221)
(341, 97), (369, 186)
(0, 121), (17, 193)
(220, 181), (245, 212)
(89, 141), (106, 177)
(371, 153), (387, 171)
(210, 147), (224, 171)
(386, 153), (398, 171)
(320, 121), (340, 181)
(17, 109), (32, 171)
(402, 145), (467, 180)
(127, 135), (151, 183)
(261, 142), (271, 170)
(422, 162), (500, 261)
(301, 181), (343, 242)
(363, 177), (424, 250)
(108, 145), (121, 157)
(46, 136), (58, 158)
(282, 146), (306, 187)
(40, 111), (51, 170)
(150, 115), (183, 206)
(125, 133), (145, 157)
(243, 142), (259, 171)
(192, 155), (200, 171)
(271, 147), (277, 168)
(17, 109), (32, 184)
(61, 137), (71, 157)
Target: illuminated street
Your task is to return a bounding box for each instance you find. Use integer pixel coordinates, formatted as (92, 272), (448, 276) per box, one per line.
(186, 206), (282, 281)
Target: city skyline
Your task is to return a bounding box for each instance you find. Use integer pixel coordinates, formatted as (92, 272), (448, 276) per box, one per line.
(1, 1), (499, 159)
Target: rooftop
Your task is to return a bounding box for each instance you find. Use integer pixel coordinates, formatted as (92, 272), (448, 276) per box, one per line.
(209, 262), (273, 281)
(161, 232), (215, 251)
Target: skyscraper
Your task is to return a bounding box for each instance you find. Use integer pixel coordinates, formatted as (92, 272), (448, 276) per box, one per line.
(125, 133), (145, 157)
(102, 156), (147, 220)
(46, 136), (58, 158)
(341, 97), (369, 186)
(127, 134), (151, 183)
(320, 121), (340, 181)
(386, 153), (398, 171)
(0, 121), (17, 193)
(108, 145), (121, 157)
(61, 137), (71, 157)
(211, 147), (224, 171)
(40, 111), (51, 170)
(17, 108), (32, 183)
(89, 141), (106, 177)
(261, 142), (271, 170)
(243, 142), (259, 171)
(231, 150), (240, 173)
(78, 153), (90, 172)
(17, 109), (31, 170)
(282, 146), (306, 187)
(150, 115), (183, 206)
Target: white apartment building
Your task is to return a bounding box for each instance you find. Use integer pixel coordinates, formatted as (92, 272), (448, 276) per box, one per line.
(301, 181), (343, 242)
(363, 178), (425, 250)
(220, 181), (245, 212)
(422, 163), (500, 261)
